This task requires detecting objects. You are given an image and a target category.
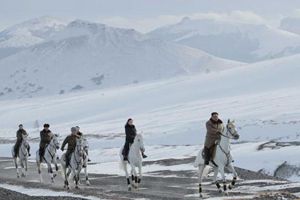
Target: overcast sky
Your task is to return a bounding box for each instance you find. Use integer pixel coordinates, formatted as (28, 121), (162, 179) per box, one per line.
(1, 0), (300, 32)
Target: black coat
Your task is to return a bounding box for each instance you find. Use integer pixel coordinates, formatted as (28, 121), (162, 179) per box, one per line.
(125, 124), (136, 143)
(40, 129), (52, 147)
(16, 129), (27, 143)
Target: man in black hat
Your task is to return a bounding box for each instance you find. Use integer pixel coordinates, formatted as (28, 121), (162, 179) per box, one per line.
(39, 123), (53, 162)
(14, 124), (31, 157)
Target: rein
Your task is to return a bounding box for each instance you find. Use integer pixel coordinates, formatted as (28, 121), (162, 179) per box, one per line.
(219, 125), (236, 139)
(216, 125), (237, 166)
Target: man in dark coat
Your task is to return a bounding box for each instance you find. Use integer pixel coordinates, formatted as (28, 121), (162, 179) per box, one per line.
(122, 118), (147, 161)
(61, 127), (79, 167)
(14, 124), (30, 157)
(203, 112), (224, 165)
(39, 124), (53, 162)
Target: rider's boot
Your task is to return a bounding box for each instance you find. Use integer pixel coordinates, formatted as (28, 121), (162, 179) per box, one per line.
(142, 152), (148, 159)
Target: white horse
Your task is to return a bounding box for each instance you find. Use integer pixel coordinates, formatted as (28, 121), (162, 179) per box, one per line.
(12, 135), (30, 178)
(36, 134), (60, 183)
(61, 138), (84, 189)
(194, 119), (240, 198)
(120, 134), (145, 191)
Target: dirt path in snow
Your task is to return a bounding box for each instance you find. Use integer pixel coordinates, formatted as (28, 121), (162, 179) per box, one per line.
(0, 157), (299, 200)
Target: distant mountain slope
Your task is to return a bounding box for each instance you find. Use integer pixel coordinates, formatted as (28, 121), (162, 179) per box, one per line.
(0, 16), (67, 60)
(280, 17), (300, 35)
(148, 17), (300, 62)
(0, 19), (243, 99)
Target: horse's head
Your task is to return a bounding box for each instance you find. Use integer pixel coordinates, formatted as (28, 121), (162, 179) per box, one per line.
(22, 135), (30, 149)
(51, 134), (60, 149)
(134, 134), (145, 153)
(226, 119), (239, 140)
(75, 138), (84, 157)
(82, 138), (89, 151)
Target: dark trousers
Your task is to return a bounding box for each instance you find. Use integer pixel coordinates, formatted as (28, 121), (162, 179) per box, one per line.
(203, 146), (211, 165)
(122, 141), (132, 160)
(14, 141), (22, 157)
(65, 149), (74, 167)
(39, 143), (48, 161)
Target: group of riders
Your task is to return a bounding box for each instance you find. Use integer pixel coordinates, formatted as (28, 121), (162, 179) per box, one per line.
(13, 123), (89, 167)
(13, 112), (224, 168)
(12, 112), (237, 195)
(13, 118), (149, 167)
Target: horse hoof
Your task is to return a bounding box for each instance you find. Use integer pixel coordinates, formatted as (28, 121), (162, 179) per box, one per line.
(128, 187), (132, 191)
(228, 185), (232, 190)
(199, 193), (203, 198)
(218, 189), (222, 193)
(224, 192), (229, 196)
(75, 186), (79, 189)
(86, 181), (90, 186)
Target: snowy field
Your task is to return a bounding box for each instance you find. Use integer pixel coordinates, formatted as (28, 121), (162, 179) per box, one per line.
(0, 54), (300, 185)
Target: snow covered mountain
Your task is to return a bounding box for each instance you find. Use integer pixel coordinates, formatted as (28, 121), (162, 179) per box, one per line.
(148, 17), (300, 62)
(0, 16), (67, 60)
(0, 19), (242, 99)
(280, 17), (300, 35)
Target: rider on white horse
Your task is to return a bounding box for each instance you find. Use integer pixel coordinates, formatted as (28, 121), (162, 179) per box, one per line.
(203, 112), (224, 165)
(122, 118), (147, 161)
(61, 127), (80, 167)
(38, 123), (53, 162)
(14, 124), (31, 158)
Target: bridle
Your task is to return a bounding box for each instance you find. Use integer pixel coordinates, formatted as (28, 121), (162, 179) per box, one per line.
(20, 140), (29, 157)
(219, 124), (238, 139)
(43, 137), (58, 163)
(73, 140), (84, 168)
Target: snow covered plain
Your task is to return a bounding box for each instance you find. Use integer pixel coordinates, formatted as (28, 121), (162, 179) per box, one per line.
(0, 53), (300, 185)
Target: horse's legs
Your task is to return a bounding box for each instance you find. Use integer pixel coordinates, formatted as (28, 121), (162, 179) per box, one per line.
(53, 156), (59, 172)
(137, 165), (142, 187)
(219, 167), (228, 195)
(74, 168), (80, 189)
(198, 164), (205, 198)
(213, 167), (222, 193)
(84, 166), (90, 185)
(227, 164), (238, 190)
(123, 161), (131, 191)
(20, 159), (25, 177)
(47, 162), (54, 183)
(37, 161), (43, 183)
(131, 165), (138, 189)
(63, 167), (70, 190)
(14, 157), (20, 178)
(21, 157), (28, 177)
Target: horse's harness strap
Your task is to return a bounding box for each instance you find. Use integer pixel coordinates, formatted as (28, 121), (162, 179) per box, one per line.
(218, 144), (231, 166)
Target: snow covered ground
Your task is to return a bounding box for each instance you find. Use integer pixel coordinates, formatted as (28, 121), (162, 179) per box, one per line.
(0, 53), (299, 183)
